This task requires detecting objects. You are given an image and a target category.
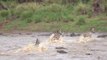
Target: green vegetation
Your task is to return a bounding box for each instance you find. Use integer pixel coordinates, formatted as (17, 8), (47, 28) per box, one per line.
(0, 0), (107, 32)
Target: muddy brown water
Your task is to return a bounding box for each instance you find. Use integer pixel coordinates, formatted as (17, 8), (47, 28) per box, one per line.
(0, 32), (107, 60)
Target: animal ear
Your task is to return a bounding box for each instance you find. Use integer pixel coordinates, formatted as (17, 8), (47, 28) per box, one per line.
(90, 27), (96, 33)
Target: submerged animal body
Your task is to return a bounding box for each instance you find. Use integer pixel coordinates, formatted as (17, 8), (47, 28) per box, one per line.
(97, 35), (107, 38)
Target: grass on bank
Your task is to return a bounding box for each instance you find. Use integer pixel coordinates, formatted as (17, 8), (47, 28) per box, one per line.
(0, 2), (107, 32)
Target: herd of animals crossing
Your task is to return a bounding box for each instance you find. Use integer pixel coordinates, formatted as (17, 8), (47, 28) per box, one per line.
(33, 27), (107, 53)
(0, 27), (107, 54)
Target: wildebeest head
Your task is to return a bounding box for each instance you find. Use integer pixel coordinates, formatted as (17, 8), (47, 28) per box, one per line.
(90, 27), (95, 33)
(54, 30), (62, 35)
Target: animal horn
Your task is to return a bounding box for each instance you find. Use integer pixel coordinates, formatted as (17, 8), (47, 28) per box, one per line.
(35, 38), (40, 45)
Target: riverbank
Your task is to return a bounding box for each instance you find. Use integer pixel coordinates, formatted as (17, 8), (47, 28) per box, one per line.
(0, 2), (107, 32)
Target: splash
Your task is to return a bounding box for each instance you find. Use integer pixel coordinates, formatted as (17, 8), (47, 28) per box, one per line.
(14, 43), (38, 53)
(0, 42), (49, 55)
(78, 32), (93, 43)
(14, 42), (49, 53)
(48, 34), (64, 45)
(0, 33), (65, 55)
